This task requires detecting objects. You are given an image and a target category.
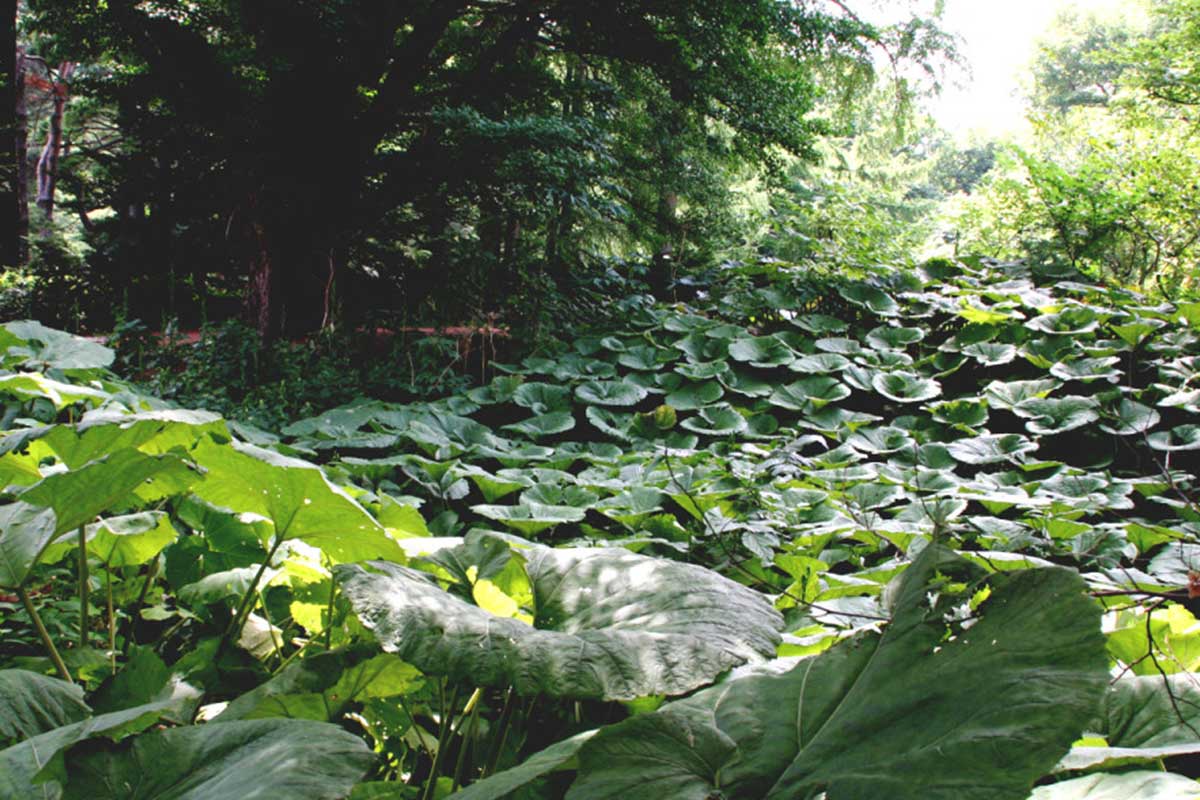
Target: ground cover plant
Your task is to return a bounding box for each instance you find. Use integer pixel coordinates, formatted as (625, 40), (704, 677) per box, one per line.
(2, 258), (1200, 798)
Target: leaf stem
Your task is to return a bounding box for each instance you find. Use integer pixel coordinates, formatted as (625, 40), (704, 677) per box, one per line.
(124, 555), (160, 656)
(19, 583), (72, 683)
(324, 557), (336, 650)
(106, 564), (116, 675)
(78, 525), (89, 649)
(481, 688), (516, 778)
(451, 690), (483, 792)
(227, 536), (284, 643)
(422, 682), (461, 800)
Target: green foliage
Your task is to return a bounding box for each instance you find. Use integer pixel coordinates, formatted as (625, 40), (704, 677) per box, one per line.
(4, 258), (1200, 797)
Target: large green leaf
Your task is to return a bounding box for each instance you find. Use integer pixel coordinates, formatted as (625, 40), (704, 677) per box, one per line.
(59, 719), (373, 799)
(1014, 396), (1100, 435)
(1060, 674), (1200, 771)
(871, 370), (942, 403)
(727, 336), (796, 368)
(1031, 772), (1200, 800)
(190, 437), (403, 563)
(40, 410), (227, 470)
(335, 541), (782, 700)
(40, 512), (177, 568)
(565, 545), (1107, 800)
(574, 381), (648, 407)
(947, 433), (1039, 465)
(678, 404), (748, 436)
(0, 682), (199, 799)
(768, 377), (850, 411)
(3, 321), (115, 371)
(0, 502), (58, 588)
(448, 730), (597, 800)
(0, 671), (89, 742)
(21, 450), (198, 535)
(471, 502), (586, 535)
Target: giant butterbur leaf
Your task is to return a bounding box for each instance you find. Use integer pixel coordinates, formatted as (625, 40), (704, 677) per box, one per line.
(335, 541), (782, 701)
(871, 371), (941, 403)
(21, 450), (198, 535)
(1059, 674), (1200, 771)
(1014, 396), (1100, 435)
(0, 670), (89, 742)
(946, 433), (1039, 465)
(0, 502), (58, 588)
(564, 545), (1107, 800)
(1148, 425), (1200, 452)
(1031, 772), (1200, 800)
(59, 719), (373, 799)
(3, 321), (115, 372)
(838, 283), (899, 316)
(575, 380), (648, 407)
(501, 412), (576, 440)
(727, 336), (795, 368)
(470, 502), (585, 535)
(679, 404), (748, 436)
(768, 377), (850, 411)
(189, 437), (403, 564)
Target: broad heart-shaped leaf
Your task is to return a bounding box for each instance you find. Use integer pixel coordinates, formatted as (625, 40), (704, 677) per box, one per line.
(0, 502), (58, 588)
(39, 409), (227, 470)
(727, 335), (796, 368)
(946, 433), (1039, 465)
(1031, 772), (1200, 800)
(0, 682), (200, 799)
(513, 382), (572, 415)
(0, 671), (89, 742)
(664, 380), (724, 411)
(21, 450), (197, 535)
(471, 502), (586, 535)
(1059, 674), (1200, 771)
(768, 377), (850, 411)
(837, 283), (900, 316)
(335, 544), (783, 701)
(447, 730), (598, 800)
(679, 403), (748, 436)
(984, 378), (1060, 410)
(189, 437), (404, 564)
(217, 650), (423, 723)
(871, 370), (942, 403)
(40, 512), (177, 569)
(574, 380), (648, 407)
(59, 719), (373, 800)
(1014, 396), (1100, 435)
(0, 374), (109, 410)
(962, 341), (1017, 366)
(3, 320), (115, 371)
(565, 545), (1107, 800)
(1100, 399), (1161, 436)
(1148, 424), (1200, 452)
(501, 411), (576, 440)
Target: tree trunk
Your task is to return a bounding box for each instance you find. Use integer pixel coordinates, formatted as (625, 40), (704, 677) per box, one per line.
(14, 44), (26, 264)
(650, 191), (678, 294)
(34, 61), (74, 225)
(1, 3), (16, 267)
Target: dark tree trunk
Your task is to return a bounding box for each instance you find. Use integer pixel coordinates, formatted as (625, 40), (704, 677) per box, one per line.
(34, 61), (73, 225)
(1, 2), (15, 268)
(650, 190), (678, 293)
(14, 45), (26, 264)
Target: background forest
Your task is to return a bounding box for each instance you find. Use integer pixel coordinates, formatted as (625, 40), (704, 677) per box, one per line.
(4, 1), (1200, 799)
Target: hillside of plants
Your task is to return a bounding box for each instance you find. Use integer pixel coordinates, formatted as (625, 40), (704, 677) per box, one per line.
(6, 0), (1200, 798)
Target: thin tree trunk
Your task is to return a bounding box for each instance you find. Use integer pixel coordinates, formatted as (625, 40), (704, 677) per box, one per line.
(34, 61), (73, 225)
(1, 3), (15, 267)
(14, 45), (26, 263)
